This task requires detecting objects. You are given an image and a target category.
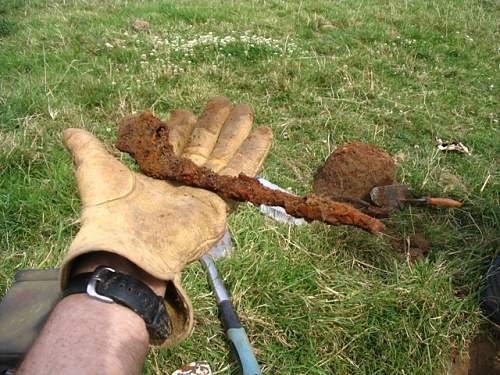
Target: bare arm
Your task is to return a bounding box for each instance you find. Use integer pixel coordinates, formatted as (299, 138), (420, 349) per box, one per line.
(17, 253), (166, 375)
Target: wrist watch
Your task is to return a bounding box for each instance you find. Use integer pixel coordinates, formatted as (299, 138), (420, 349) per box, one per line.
(63, 266), (171, 342)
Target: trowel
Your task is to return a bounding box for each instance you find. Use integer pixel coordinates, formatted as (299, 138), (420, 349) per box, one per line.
(200, 231), (261, 375)
(198, 178), (309, 375)
(370, 184), (463, 209)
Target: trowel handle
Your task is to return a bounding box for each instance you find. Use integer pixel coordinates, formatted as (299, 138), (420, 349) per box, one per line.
(427, 197), (463, 207)
(219, 300), (262, 375)
(200, 255), (261, 375)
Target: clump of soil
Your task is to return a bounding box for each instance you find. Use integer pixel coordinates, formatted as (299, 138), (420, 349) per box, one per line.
(406, 234), (431, 262)
(116, 112), (385, 234)
(313, 141), (396, 201)
(391, 233), (431, 263)
(132, 19), (149, 31)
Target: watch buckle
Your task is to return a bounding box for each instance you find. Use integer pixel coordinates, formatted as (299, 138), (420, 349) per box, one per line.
(86, 266), (115, 303)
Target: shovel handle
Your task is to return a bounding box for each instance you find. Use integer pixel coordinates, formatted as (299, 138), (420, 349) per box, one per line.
(427, 198), (463, 207)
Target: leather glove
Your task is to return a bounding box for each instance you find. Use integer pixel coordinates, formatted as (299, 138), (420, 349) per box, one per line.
(61, 96), (272, 346)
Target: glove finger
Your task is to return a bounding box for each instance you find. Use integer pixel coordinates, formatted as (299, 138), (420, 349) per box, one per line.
(64, 128), (134, 207)
(182, 96), (232, 166)
(166, 109), (197, 156)
(204, 104), (253, 172)
(219, 127), (273, 177)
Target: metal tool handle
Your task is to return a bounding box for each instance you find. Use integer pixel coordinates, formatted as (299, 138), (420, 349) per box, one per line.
(220, 300), (262, 375)
(200, 255), (261, 375)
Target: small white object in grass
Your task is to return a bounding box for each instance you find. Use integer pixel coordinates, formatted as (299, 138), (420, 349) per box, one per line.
(480, 173), (491, 193)
(105, 42), (114, 49)
(172, 361), (212, 375)
(436, 138), (471, 155)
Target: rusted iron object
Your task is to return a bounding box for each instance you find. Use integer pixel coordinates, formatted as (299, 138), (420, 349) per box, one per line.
(116, 112), (385, 234)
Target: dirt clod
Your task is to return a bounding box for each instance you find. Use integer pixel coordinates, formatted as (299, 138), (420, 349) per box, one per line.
(132, 19), (150, 31)
(116, 112), (385, 234)
(407, 234), (431, 262)
(313, 141), (396, 201)
(391, 233), (431, 263)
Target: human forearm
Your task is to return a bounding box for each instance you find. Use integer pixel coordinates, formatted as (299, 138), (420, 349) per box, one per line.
(18, 253), (166, 375)
(17, 294), (149, 375)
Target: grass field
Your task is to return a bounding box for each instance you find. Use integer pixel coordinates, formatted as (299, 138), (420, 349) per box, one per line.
(1, 0), (499, 373)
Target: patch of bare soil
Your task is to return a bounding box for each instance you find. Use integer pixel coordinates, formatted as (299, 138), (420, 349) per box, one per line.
(391, 233), (431, 263)
(451, 327), (500, 375)
(313, 141), (395, 201)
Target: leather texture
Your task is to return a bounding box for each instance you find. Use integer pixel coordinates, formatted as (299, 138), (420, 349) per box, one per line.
(61, 96), (273, 347)
(63, 268), (172, 343)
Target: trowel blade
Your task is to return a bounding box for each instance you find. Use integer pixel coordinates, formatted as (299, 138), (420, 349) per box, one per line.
(370, 184), (411, 209)
(207, 229), (233, 260)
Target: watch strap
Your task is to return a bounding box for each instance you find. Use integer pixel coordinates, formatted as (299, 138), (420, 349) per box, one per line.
(63, 267), (171, 342)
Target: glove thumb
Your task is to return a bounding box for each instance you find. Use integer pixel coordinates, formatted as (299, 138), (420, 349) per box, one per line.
(64, 128), (135, 207)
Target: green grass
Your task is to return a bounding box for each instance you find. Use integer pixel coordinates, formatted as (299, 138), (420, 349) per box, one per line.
(1, 0), (499, 373)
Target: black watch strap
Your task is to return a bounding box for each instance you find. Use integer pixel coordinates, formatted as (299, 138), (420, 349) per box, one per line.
(63, 266), (171, 342)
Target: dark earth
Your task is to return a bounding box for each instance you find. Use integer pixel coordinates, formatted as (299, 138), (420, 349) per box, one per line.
(313, 141), (396, 201)
(390, 233), (431, 263)
(451, 325), (500, 375)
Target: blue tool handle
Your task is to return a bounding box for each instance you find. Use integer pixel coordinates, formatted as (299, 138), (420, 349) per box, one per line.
(219, 300), (261, 375)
